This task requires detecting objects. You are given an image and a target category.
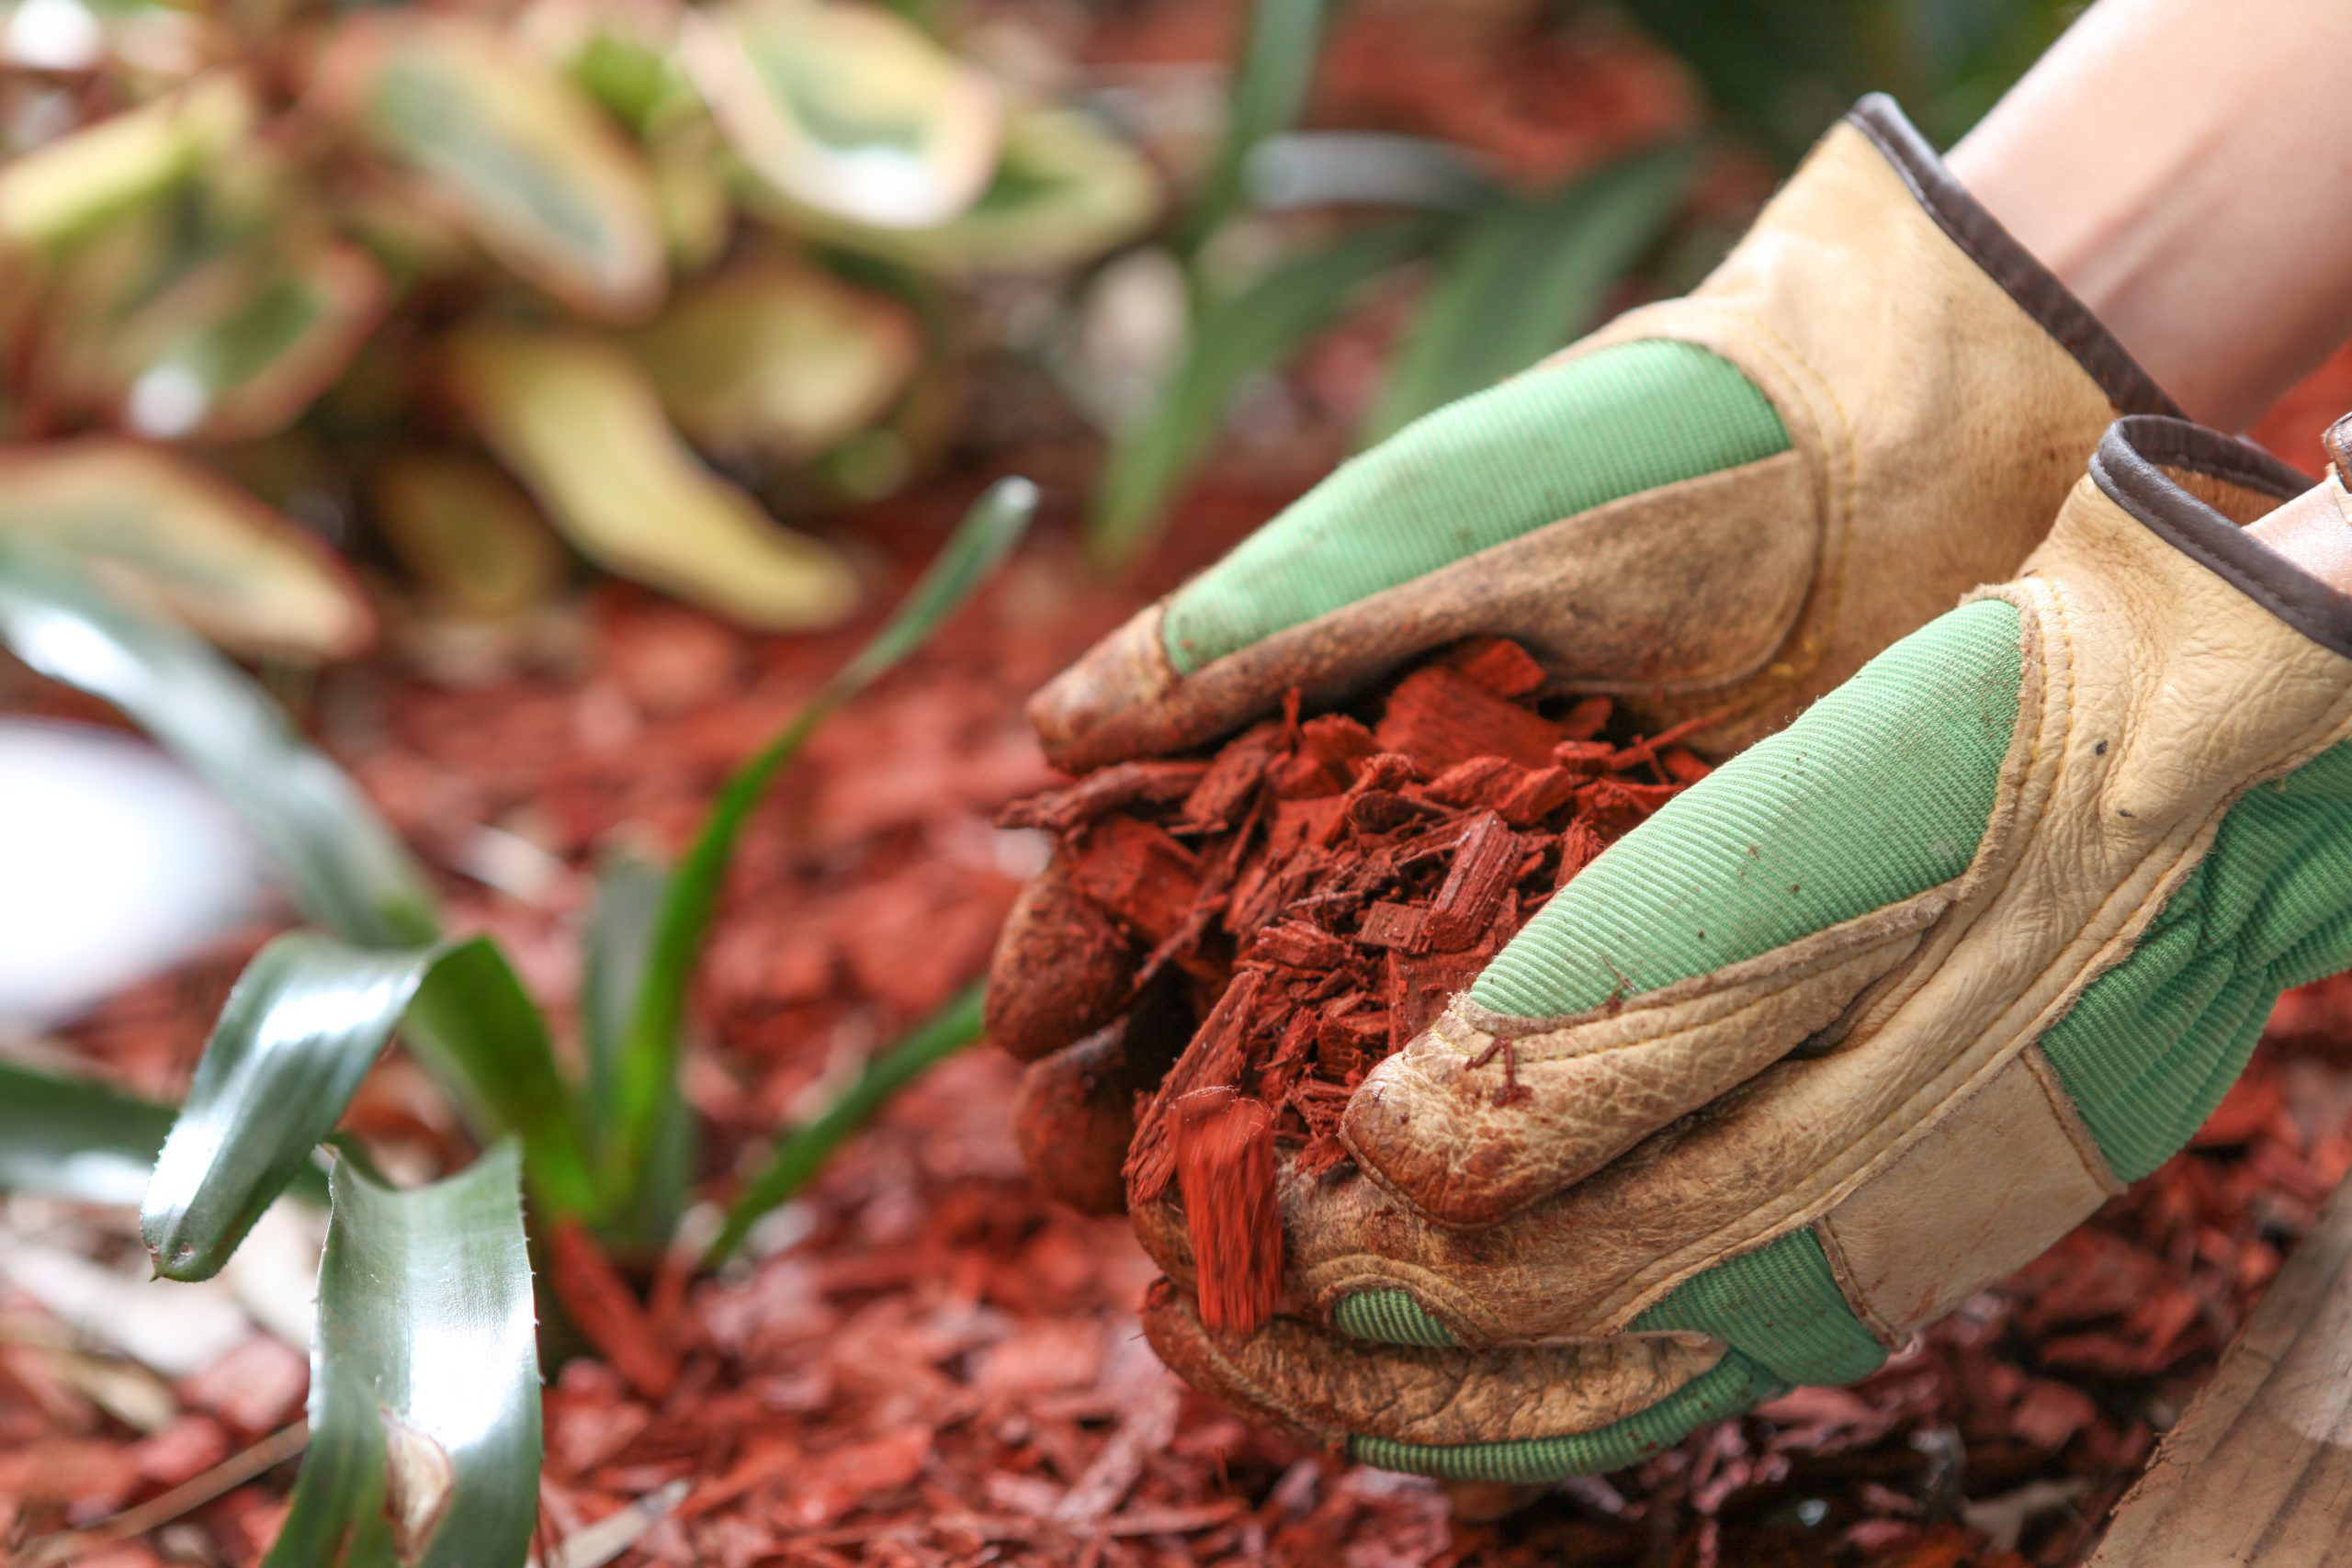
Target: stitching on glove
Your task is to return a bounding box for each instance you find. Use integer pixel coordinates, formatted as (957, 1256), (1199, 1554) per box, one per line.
(1443, 901), (1944, 1053)
(1809, 1217), (1906, 1348)
(2020, 1042), (2123, 1197)
(1732, 309), (1859, 675)
(1307, 1263), (1485, 1341)
(1569, 300), (1849, 723)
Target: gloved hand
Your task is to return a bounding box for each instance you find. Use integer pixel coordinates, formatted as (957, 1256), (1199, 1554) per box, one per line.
(990, 95), (2181, 1213)
(1135, 414), (2352, 1481)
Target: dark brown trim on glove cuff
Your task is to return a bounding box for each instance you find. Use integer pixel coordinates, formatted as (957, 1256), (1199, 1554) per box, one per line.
(1847, 95), (2183, 421)
(2090, 414), (2352, 657)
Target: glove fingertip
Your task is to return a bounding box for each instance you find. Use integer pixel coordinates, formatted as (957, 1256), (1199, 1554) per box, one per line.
(985, 861), (1137, 1063)
(1138, 1280), (1342, 1456)
(1012, 1034), (1136, 1216)
(1030, 604), (1182, 772)
(1340, 1019), (1566, 1230)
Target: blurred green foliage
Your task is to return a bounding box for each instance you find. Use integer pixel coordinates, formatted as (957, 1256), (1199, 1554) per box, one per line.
(0, 0), (1151, 650)
(1617, 0), (2080, 157)
(0, 479), (1033, 1566)
(0, 0), (2076, 621)
(1092, 0), (2079, 556)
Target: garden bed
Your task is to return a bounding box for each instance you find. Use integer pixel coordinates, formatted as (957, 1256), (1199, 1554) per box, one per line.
(15, 466), (2352, 1567)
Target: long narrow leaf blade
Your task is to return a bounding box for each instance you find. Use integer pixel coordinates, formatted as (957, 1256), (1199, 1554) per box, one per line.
(581, 852), (693, 1248)
(144, 933), (420, 1280)
(401, 940), (599, 1218)
(0, 538), (437, 948)
(1180, 0), (1336, 255)
(264, 1144), (541, 1568)
(582, 852), (671, 1128)
(0, 1058), (325, 1210)
(144, 931), (594, 1280)
(706, 981), (982, 1265)
(1361, 143), (1694, 445)
(834, 476), (1037, 689)
(1091, 220), (1435, 561)
(0, 1060), (177, 1206)
(604, 479), (1035, 1190)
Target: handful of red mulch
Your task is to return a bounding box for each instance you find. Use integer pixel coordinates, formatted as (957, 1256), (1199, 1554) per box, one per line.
(1001, 637), (1712, 1329)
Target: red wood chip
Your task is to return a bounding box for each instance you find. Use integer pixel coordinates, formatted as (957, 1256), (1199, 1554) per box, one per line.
(1420, 811), (1519, 952)
(1374, 665), (1566, 773)
(1560, 694), (1615, 740)
(1172, 1088), (1282, 1334)
(1355, 900), (1429, 952)
(1443, 635), (1548, 697)
(1041, 639), (1705, 1212)
(997, 759), (1210, 833)
(1064, 817), (1205, 945)
(1181, 722), (1284, 830)
(1270, 714), (1381, 797)
(548, 1219), (682, 1404)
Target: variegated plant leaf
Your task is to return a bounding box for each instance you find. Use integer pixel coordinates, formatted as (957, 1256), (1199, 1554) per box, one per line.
(635, 256), (920, 462)
(370, 453), (567, 621)
(745, 107), (1158, 274)
(446, 326), (860, 629)
(322, 14), (664, 319)
(682, 0), (1001, 230)
(57, 233), (389, 443)
(648, 115), (736, 273)
(0, 441), (370, 659)
(0, 73), (253, 253)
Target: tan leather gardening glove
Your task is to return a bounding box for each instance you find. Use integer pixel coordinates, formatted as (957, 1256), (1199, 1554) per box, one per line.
(989, 95), (2182, 1212)
(1135, 416), (2352, 1480)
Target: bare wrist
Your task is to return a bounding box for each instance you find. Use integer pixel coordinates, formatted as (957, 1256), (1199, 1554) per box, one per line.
(1947, 0), (2352, 431)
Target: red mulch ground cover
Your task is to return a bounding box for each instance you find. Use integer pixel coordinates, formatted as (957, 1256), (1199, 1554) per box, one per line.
(14, 451), (2352, 1566)
(7, 0), (2352, 1538)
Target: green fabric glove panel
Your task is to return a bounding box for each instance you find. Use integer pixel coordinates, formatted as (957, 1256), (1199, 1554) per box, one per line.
(1631, 1228), (1886, 1386)
(1333, 1289), (1463, 1348)
(1348, 1351), (1782, 1483)
(1160, 340), (1789, 674)
(1471, 597), (2025, 1020)
(1334, 1231), (1879, 1377)
(1330, 1230), (1878, 1481)
(2041, 739), (2352, 1180)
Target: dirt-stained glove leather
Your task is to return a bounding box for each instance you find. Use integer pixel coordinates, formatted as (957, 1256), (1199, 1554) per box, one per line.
(989, 94), (2182, 1213)
(1136, 416), (2352, 1482)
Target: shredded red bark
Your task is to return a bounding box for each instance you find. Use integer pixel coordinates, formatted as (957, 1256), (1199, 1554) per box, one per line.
(21, 484), (2352, 1566)
(13, 297), (2352, 1568)
(1000, 637), (1710, 1326)
(1172, 1088), (1283, 1333)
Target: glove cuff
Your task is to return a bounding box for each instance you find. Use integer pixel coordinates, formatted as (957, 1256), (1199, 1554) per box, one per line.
(1843, 95), (2180, 421)
(2086, 414), (2350, 652)
(1576, 94), (2185, 749)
